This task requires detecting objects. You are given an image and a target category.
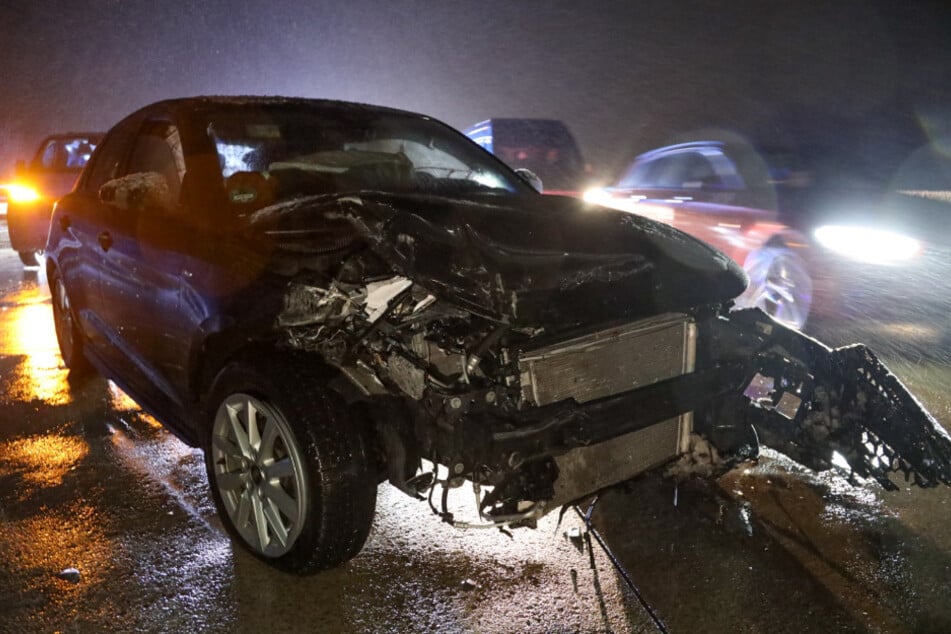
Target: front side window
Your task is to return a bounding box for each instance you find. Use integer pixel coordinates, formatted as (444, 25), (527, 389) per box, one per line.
(84, 132), (130, 194)
(125, 122), (186, 204)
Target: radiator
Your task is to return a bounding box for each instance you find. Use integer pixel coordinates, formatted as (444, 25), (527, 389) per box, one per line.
(518, 313), (697, 407)
(518, 314), (698, 509)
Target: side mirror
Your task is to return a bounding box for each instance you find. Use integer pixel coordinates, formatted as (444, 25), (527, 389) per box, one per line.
(100, 172), (174, 213)
(14, 160), (25, 176)
(514, 168), (543, 193)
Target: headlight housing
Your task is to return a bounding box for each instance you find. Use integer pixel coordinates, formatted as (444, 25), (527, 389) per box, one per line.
(813, 225), (921, 264)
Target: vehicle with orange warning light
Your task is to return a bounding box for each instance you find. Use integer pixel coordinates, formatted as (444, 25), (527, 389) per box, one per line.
(5, 133), (102, 266)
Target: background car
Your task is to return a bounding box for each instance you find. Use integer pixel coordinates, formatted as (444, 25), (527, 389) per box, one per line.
(585, 141), (813, 329)
(5, 132), (102, 266)
(585, 139), (951, 353)
(463, 118), (590, 195)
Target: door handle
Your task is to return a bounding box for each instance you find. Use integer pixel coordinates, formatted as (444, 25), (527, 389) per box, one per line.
(97, 231), (113, 251)
(59, 214), (71, 230)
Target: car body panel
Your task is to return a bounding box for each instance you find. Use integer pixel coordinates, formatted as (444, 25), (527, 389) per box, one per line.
(249, 191), (747, 328)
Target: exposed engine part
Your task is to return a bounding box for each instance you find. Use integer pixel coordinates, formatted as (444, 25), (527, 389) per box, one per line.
(279, 281), (361, 327)
(364, 276), (413, 322)
(518, 314), (696, 406)
(550, 417), (691, 509)
(664, 433), (728, 480)
(276, 250), (951, 529)
(386, 353), (426, 400)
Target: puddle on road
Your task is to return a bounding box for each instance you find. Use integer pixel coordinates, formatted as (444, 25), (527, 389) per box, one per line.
(0, 427), (89, 491)
(0, 281), (73, 407)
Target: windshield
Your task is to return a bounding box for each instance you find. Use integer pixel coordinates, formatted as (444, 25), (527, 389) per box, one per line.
(205, 105), (531, 208)
(29, 136), (99, 172)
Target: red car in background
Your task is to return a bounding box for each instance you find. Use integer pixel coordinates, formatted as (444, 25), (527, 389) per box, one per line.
(585, 139), (951, 357)
(5, 133), (102, 266)
(585, 141), (813, 329)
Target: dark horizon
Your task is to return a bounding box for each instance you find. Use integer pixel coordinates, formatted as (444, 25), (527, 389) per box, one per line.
(2, 0), (950, 180)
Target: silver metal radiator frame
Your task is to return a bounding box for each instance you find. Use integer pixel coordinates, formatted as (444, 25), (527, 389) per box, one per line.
(517, 314), (698, 507)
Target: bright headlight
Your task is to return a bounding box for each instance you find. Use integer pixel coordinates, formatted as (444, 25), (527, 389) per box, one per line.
(582, 187), (612, 205)
(583, 188), (675, 222)
(813, 225), (921, 264)
(3, 183), (41, 203)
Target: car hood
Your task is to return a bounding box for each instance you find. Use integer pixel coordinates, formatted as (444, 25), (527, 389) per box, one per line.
(245, 192), (747, 327)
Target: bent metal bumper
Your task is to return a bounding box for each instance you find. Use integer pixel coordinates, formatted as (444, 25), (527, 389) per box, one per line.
(472, 308), (951, 520)
(714, 309), (951, 489)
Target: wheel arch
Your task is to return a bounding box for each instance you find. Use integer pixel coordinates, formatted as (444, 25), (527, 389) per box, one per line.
(187, 318), (352, 422)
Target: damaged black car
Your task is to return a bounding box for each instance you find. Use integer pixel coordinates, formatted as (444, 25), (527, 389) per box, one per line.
(45, 96), (951, 574)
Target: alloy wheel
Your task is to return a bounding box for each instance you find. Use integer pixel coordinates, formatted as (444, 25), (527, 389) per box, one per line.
(52, 278), (75, 358)
(758, 252), (813, 329)
(211, 393), (308, 557)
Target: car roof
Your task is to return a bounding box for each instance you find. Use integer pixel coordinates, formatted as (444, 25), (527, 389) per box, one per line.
(635, 141), (726, 161)
(137, 95), (426, 121)
(36, 132), (104, 142)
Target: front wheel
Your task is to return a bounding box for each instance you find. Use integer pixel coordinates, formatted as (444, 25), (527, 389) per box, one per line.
(204, 361), (377, 574)
(736, 246), (813, 330)
(50, 268), (93, 376)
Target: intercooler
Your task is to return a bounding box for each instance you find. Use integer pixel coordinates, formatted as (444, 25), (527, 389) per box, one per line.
(517, 314), (698, 507)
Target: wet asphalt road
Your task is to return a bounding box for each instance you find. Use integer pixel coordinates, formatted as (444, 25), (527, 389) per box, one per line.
(1, 218), (950, 633)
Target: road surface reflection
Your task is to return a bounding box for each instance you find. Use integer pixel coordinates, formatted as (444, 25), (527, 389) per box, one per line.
(0, 279), (72, 406)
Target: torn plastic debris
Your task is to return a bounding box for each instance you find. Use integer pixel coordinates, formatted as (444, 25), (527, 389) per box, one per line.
(364, 276), (413, 322)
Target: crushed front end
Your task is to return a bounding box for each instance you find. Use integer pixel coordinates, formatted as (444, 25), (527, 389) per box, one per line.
(259, 192), (951, 529)
(277, 272), (951, 529)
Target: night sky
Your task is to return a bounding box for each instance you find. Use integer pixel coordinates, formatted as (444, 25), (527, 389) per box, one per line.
(2, 0), (950, 179)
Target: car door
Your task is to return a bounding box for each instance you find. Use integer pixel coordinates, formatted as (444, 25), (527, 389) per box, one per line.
(51, 122), (138, 353)
(95, 118), (190, 408)
(619, 150), (774, 261)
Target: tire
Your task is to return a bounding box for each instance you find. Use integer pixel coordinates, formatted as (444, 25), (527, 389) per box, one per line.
(204, 360), (377, 574)
(50, 268), (94, 377)
(736, 246), (813, 330)
(18, 250), (39, 267)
